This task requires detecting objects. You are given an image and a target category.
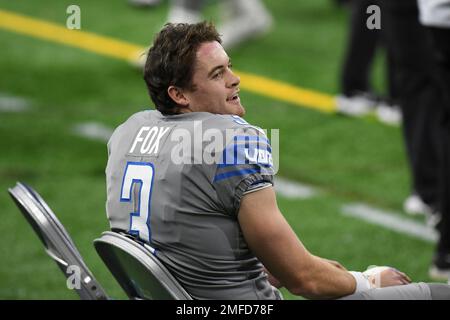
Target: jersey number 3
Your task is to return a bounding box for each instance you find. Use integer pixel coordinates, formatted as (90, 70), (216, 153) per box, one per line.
(120, 162), (155, 243)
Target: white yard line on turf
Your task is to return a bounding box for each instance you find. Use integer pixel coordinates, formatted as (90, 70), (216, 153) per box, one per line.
(274, 177), (317, 199)
(72, 122), (113, 143)
(341, 203), (438, 243)
(0, 93), (30, 112)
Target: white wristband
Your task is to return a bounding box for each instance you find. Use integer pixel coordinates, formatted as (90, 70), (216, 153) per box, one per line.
(348, 271), (371, 293)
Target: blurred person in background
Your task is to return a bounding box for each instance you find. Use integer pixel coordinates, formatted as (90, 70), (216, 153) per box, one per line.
(166, 0), (272, 50)
(129, 0), (163, 7)
(130, 0), (273, 67)
(335, 0), (401, 125)
(380, 0), (447, 280)
(418, 0), (450, 281)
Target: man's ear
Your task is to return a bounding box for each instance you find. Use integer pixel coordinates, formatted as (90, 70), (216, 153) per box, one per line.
(167, 86), (189, 107)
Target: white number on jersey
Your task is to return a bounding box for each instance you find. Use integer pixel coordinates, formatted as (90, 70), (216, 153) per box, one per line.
(120, 162), (155, 243)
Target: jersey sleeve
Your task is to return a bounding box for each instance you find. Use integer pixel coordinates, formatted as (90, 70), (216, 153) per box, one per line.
(212, 125), (274, 217)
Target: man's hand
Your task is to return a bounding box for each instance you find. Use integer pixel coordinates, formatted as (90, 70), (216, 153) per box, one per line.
(363, 266), (412, 288)
(319, 257), (347, 271)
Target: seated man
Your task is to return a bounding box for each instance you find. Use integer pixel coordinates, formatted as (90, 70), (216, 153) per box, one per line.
(105, 21), (450, 299)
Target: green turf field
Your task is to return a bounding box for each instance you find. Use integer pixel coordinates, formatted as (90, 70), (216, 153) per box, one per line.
(0, 0), (439, 300)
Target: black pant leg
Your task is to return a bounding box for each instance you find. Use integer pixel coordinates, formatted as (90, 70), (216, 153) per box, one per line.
(340, 0), (380, 95)
(380, 0), (441, 207)
(428, 27), (450, 254)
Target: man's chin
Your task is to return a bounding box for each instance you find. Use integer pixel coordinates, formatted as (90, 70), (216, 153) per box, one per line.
(220, 103), (245, 117)
(232, 104), (245, 117)
(237, 107), (245, 117)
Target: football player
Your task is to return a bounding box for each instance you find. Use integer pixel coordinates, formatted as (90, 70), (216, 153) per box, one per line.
(106, 22), (450, 299)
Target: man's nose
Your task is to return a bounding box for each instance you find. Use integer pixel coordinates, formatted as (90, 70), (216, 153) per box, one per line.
(228, 70), (240, 88)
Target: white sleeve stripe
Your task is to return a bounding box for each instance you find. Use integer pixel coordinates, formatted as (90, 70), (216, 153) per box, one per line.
(243, 182), (273, 195)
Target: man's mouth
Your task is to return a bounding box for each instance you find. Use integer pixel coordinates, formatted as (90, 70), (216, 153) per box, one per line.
(227, 92), (240, 103)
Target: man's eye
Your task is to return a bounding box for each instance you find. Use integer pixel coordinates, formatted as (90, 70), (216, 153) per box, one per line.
(213, 72), (223, 79)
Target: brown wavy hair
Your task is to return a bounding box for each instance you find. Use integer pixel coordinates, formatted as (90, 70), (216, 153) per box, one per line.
(143, 22), (222, 115)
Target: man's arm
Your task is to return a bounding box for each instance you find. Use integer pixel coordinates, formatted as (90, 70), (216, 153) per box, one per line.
(238, 186), (407, 299)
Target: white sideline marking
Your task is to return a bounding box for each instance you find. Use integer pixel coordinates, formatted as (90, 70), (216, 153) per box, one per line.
(274, 177), (317, 199)
(0, 93), (30, 112)
(342, 203), (438, 243)
(72, 122), (113, 142)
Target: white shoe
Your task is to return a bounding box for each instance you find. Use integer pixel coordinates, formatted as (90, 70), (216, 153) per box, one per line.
(129, 0), (163, 7)
(425, 211), (442, 229)
(219, 0), (273, 50)
(167, 6), (203, 24)
(376, 103), (402, 126)
(429, 265), (450, 281)
(403, 194), (433, 216)
(335, 94), (375, 116)
(429, 253), (450, 281)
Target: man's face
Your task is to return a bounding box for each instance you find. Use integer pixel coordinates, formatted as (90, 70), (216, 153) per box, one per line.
(183, 41), (245, 117)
